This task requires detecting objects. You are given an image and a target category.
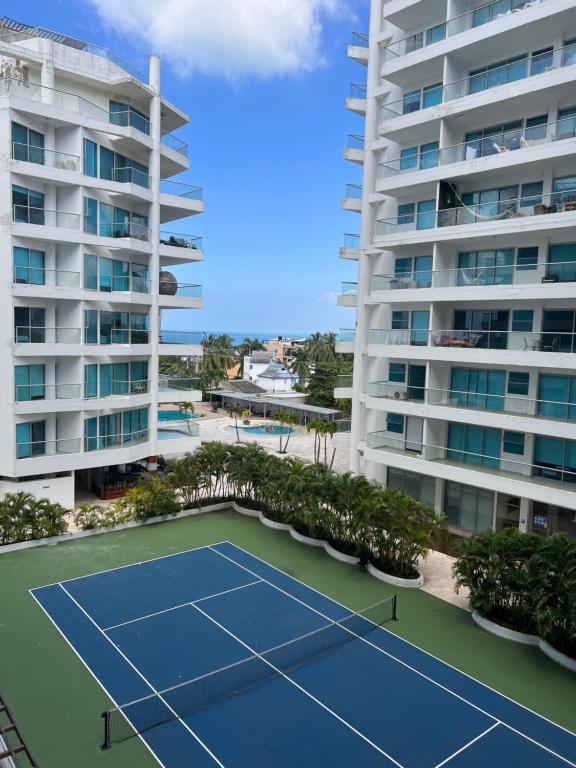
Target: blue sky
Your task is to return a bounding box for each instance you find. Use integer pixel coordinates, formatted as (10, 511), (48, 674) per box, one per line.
(5, 0), (366, 336)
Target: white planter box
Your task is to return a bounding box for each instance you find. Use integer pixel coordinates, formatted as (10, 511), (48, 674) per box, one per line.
(367, 561), (424, 588)
(324, 541), (360, 565)
(232, 503), (260, 518)
(259, 513), (291, 531)
(289, 527), (326, 548)
(471, 612), (540, 646)
(539, 639), (576, 672)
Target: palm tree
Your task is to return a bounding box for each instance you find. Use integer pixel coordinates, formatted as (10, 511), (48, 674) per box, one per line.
(201, 333), (236, 374)
(305, 332), (337, 363)
(235, 337), (265, 377)
(273, 412), (300, 454)
(289, 347), (311, 385)
(178, 402), (196, 434)
(226, 404), (243, 443)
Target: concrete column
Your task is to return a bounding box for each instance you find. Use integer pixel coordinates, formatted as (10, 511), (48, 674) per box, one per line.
(147, 55), (161, 462)
(518, 497), (530, 533)
(349, 0), (382, 474)
(40, 40), (55, 104)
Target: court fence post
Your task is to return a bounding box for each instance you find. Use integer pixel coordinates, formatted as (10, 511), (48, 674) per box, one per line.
(101, 711), (111, 750)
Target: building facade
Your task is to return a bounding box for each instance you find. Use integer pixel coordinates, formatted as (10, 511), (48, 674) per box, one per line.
(244, 352), (298, 393)
(340, 0), (576, 538)
(0, 18), (204, 506)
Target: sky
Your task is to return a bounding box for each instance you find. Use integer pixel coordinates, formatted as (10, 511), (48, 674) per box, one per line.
(4, 0), (366, 336)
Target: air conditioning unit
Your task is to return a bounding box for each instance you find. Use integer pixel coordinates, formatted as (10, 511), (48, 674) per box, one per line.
(393, 391), (406, 400)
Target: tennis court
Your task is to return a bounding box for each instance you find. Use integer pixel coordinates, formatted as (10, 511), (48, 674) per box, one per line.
(31, 541), (576, 768)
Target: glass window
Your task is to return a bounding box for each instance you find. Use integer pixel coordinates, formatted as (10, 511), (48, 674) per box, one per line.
(503, 431), (525, 455)
(537, 375), (576, 421)
(447, 423), (501, 468)
(99, 147), (115, 181)
(449, 368), (506, 411)
(400, 146), (418, 171)
(516, 246), (538, 271)
(410, 310), (429, 346)
(547, 244), (576, 283)
(397, 203), (415, 225)
(445, 481), (494, 533)
(131, 264), (149, 293)
(83, 197), (98, 234)
(420, 141), (439, 169)
(508, 371), (529, 396)
(12, 185), (44, 224)
(84, 310), (98, 344)
(84, 254), (98, 290)
(520, 181), (543, 207)
(426, 24), (445, 45)
(402, 90), (421, 115)
(13, 247), (44, 285)
(99, 364), (113, 397)
(533, 436), (576, 483)
(84, 365), (98, 398)
(99, 203), (114, 238)
(387, 468), (435, 507)
(542, 310), (576, 353)
(416, 199), (435, 229)
(84, 417), (98, 452)
(15, 365), (45, 402)
(552, 175), (576, 206)
(14, 307), (45, 343)
(392, 311), (409, 330)
(389, 363), (406, 383)
(83, 139), (98, 177)
(422, 82), (442, 109)
(530, 46), (553, 76)
(511, 309), (533, 332)
(16, 420), (45, 459)
(557, 106), (576, 140)
(386, 413), (404, 434)
(12, 122), (44, 164)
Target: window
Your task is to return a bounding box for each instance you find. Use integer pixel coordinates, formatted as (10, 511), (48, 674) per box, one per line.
(537, 375), (576, 420)
(457, 250), (513, 286)
(84, 407), (149, 451)
(16, 420), (46, 459)
(84, 254), (98, 290)
(530, 47), (553, 76)
(552, 175), (576, 206)
(83, 196), (98, 234)
(511, 310), (533, 332)
(503, 431), (525, 455)
(547, 244), (576, 283)
(402, 89), (421, 115)
(422, 83), (442, 108)
(386, 413), (404, 434)
(84, 365), (98, 399)
(84, 310), (98, 344)
(109, 101), (150, 135)
(542, 310), (576, 353)
(516, 247), (538, 271)
(557, 106), (576, 140)
(417, 200), (436, 229)
(12, 122), (44, 164)
(447, 424), (501, 468)
(397, 203), (415, 225)
(453, 310), (509, 349)
(131, 264), (149, 293)
(13, 247), (45, 285)
(449, 368), (506, 411)
(520, 181), (543, 207)
(562, 38), (576, 67)
(387, 468), (435, 507)
(508, 372), (529, 396)
(469, 54), (527, 95)
(12, 185), (44, 224)
(420, 141), (439, 169)
(400, 146), (418, 171)
(389, 363), (406, 383)
(445, 481), (494, 533)
(15, 365), (45, 402)
(14, 307), (45, 343)
(83, 139), (98, 177)
(394, 255), (432, 287)
(533, 436), (576, 484)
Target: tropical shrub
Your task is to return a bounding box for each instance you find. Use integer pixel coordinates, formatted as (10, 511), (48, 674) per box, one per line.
(122, 474), (180, 520)
(0, 492), (68, 544)
(73, 501), (133, 531)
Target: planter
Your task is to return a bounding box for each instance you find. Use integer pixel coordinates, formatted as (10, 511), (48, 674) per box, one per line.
(471, 612), (540, 646)
(232, 503), (260, 519)
(259, 512), (291, 531)
(367, 561), (424, 588)
(539, 639), (576, 672)
(324, 541), (360, 565)
(289, 527), (326, 548)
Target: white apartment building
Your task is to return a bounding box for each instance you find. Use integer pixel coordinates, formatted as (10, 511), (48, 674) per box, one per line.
(0, 18), (204, 506)
(340, 0), (576, 538)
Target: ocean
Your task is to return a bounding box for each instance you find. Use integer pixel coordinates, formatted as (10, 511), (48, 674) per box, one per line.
(207, 331), (309, 346)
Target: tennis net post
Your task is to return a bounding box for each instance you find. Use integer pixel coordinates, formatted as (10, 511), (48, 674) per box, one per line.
(102, 711), (111, 750)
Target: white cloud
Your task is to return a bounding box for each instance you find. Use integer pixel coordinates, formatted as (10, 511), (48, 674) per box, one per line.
(88, 0), (350, 80)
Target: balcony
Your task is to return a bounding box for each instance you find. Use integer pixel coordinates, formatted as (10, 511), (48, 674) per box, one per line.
(377, 115), (576, 181)
(340, 233), (360, 261)
(15, 383), (83, 402)
(158, 375), (202, 403)
(160, 181), (203, 200)
(367, 382), (576, 424)
(348, 32), (369, 65)
(365, 431), (576, 497)
(85, 329), (150, 346)
(336, 329), (356, 354)
(109, 166), (151, 188)
(378, 41), (576, 122)
(382, 0), (549, 63)
(342, 184), (363, 212)
(346, 83), (367, 116)
(14, 326), (81, 344)
(159, 330), (203, 347)
(335, 374), (353, 399)
(371, 260), (576, 294)
(368, 328), (576, 354)
(98, 220), (150, 242)
(338, 282), (357, 307)
(160, 232), (204, 263)
(16, 437), (82, 460)
(160, 132), (188, 158)
(12, 142), (80, 172)
(375, 186), (576, 239)
(13, 268), (81, 289)
(12, 205), (80, 230)
(344, 134), (365, 165)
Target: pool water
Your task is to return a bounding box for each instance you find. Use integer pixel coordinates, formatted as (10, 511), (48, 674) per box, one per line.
(157, 429), (188, 440)
(158, 411), (200, 422)
(226, 424), (297, 436)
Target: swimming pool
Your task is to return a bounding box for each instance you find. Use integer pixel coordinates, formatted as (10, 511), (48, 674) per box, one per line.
(158, 410), (200, 422)
(157, 429), (187, 440)
(226, 423), (300, 437)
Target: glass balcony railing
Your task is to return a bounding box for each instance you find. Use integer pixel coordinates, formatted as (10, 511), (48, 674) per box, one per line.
(88, 275), (149, 294)
(349, 83), (367, 99)
(347, 134), (365, 151)
(12, 142), (80, 171)
(111, 166), (151, 188)
(98, 221), (150, 242)
(158, 376), (202, 393)
(160, 181), (203, 200)
(160, 231), (204, 251)
(379, 41), (576, 121)
(372, 260), (576, 291)
(13, 268), (81, 288)
(336, 374), (354, 388)
(159, 282), (203, 299)
(378, 115), (576, 178)
(342, 233), (360, 249)
(366, 431), (576, 488)
(341, 282), (358, 296)
(367, 381), (576, 422)
(337, 329), (356, 343)
(375, 186), (576, 237)
(350, 32), (369, 47)
(15, 383), (83, 401)
(344, 184), (363, 200)
(369, 328), (576, 352)
(12, 205), (80, 229)
(85, 429), (150, 452)
(84, 329), (150, 345)
(161, 132), (188, 157)
(14, 326), (81, 344)
(382, 0), (547, 61)
(16, 437), (82, 459)
(159, 330), (203, 345)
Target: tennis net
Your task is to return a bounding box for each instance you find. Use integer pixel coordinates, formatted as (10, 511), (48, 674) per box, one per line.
(102, 594), (397, 748)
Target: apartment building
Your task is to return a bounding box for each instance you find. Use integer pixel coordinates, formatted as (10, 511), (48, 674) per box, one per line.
(339, 0), (576, 537)
(0, 18), (204, 506)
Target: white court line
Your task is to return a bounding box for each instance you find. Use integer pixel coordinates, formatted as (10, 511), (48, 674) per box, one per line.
(33, 540), (230, 590)
(210, 543), (576, 768)
(29, 589), (169, 768)
(57, 583), (226, 768)
(433, 722), (501, 768)
(102, 580), (263, 632)
(215, 541), (576, 742)
(190, 601), (405, 768)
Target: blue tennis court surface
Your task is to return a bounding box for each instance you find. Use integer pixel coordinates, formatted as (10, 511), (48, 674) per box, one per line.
(31, 541), (576, 768)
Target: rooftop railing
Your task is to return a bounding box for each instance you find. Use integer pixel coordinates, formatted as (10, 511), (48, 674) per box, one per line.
(378, 115), (576, 178)
(160, 180), (203, 200)
(368, 328), (576, 352)
(159, 282), (203, 299)
(379, 41), (576, 121)
(365, 431), (576, 488)
(14, 326), (81, 344)
(375, 186), (576, 237)
(12, 142), (80, 171)
(13, 267), (81, 289)
(367, 381), (576, 422)
(337, 329), (356, 343)
(159, 330), (203, 345)
(12, 205), (80, 229)
(382, 0), (547, 61)
(341, 282), (358, 296)
(160, 231), (204, 251)
(371, 260), (576, 291)
(16, 437), (82, 459)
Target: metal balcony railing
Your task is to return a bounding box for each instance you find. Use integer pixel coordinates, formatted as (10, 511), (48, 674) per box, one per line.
(347, 134), (365, 151)
(84, 429), (150, 452)
(342, 233), (360, 249)
(344, 184), (363, 199)
(350, 32), (369, 47)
